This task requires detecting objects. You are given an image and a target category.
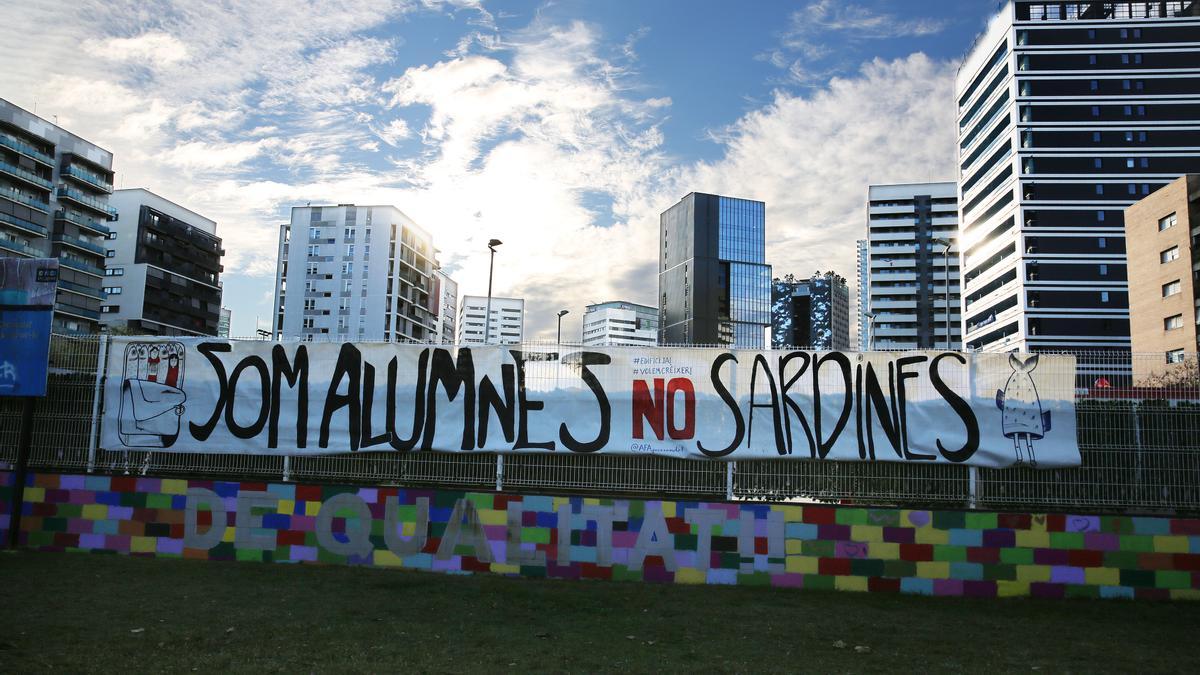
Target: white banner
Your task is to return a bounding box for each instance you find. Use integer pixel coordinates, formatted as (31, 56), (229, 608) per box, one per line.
(100, 338), (1080, 468)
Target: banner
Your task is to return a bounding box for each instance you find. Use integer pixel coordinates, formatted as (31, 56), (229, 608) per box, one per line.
(99, 338), (1080, 468)
(0, 258), (58, 397)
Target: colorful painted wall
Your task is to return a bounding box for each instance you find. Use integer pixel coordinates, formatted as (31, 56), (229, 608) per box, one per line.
(6, 471), (1200, 600)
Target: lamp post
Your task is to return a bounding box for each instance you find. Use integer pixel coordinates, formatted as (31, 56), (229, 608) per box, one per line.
(556, 309), (569, 345)
(484, 238), (502, 344)
(932, 237), (954, 350)
(863, 311), (876, 351)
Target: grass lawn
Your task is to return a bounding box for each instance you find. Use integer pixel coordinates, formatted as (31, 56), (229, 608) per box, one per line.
(2, 551), (1199, 673)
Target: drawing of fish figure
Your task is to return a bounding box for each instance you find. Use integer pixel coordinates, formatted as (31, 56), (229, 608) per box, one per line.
(995, 354), (1052, 467)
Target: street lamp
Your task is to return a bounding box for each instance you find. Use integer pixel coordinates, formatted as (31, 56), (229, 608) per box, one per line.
(484, 238), (502, 344)
(556, 309), (569, 344)
(932, 237), (954, 350)
(863, 311), (876, 351)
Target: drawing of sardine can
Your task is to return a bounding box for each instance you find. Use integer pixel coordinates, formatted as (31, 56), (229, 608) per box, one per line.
(117, 341), (187, 448)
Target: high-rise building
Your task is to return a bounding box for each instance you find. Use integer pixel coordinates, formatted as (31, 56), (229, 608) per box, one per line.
(1124, 174), (1199, 383)
(581, 301), (659, 347)
(771, 272), (851, 350)
(1, 98), (116, 334)
(432, 269), (458, 344)
(102, 189), (223, 336)
(659, 192), (771, 348)
(218, 307), (231, 338)
(273, 204), (440, 342)
(456, 295), (524, 345)
(857, 239), (870, 350)
(865, 182), (962, 351)
(956, 2), (1200, 371)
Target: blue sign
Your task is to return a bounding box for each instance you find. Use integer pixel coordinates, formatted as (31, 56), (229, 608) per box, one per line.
(0, 258), (58, 397)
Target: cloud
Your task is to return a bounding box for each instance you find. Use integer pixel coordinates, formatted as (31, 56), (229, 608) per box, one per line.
(762, 1), (950, 83)
(85, 32), (189, 66)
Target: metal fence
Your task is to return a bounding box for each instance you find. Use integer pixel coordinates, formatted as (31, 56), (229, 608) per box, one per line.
(2, 335), (1199, 515)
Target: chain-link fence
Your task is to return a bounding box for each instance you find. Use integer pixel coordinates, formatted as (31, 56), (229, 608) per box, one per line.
(2, 335), (1198, 513)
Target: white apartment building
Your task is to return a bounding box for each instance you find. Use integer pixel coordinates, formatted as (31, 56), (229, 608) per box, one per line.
(581, 301), (659, 347)
(432, 269), (457, 344)
(102, 188), (223, 336)
(865, 182), (962, 351)
(273, 204), (440, 342)
(456, 295), (524, 345)
(956, 1), (1200, 369)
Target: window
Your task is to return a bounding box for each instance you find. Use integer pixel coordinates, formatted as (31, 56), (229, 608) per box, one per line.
(1093, 131), (1102, 142)
(1121, 54), (1129, 64)
(101, 305), (119, 314)
(1089, 54), (1097, 65)
(1096, 184), (1105, 195)
(1100, 291), (1110, 303)
(1095, 158), (1104, 169)
(103, 286), (122, 295)
(105, 249), (115, 258)
(1165, 315), (1183, 331)
(1159, 212), (1177, 231)
(104, 267), (124, 277)
(1167, 349), (1186, 364)
(106, 232), (117, 240)
(1091, 80), (1099, 91)
(1161, 246), (1180, 263)
(1099, 264), (1108, 276)
(346, 244), (354, 257)
(1091, 105), (1101, 117)
(1098, 237), (1106, 248)
(1163, 280), (1181, 297)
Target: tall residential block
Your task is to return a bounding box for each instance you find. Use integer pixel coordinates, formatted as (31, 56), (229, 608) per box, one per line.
(865, 182), (962, 350)
(771, 272), (851, 350)
(102, 189), (223, 336)
(274, 204), (440, 342)
(956, 2), (1200, 368)
(432, 269), (458, 344)
(1, 98), (116, 333)
(218, 307), (231, 338)
(856, 239), (870, 350)
(456, 295), (524, 345)
(1124, 174), (1199, 383)
(659, 192), (771, 348)
(581, 301), (659, 347)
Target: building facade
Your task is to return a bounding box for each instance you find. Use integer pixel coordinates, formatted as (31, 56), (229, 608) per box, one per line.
(218, 307), (231, 338)
(771, 272), (851, 350)
(432, 270), (458, 344)
(456, 295), (524, 345)
(102, 189), (222, 336)
(1124, 174), (1199, 383)
(0, 98), (116, 334)
(659, 192), (771, 348)
(274, 204), (440, 342)
(581, 301), (659, 347)
(956, 2), (1200, 368)
(865, 182), (962, 350)
(857, 239), (870, 350)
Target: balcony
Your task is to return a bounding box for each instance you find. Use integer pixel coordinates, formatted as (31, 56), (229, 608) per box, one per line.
(56, 186), (116, 219)
(57, 255), (104, 277)
(0, 211), (48, 237)
(0, 159), (53, 191)
(53, 233), (106, 257)
(54, 209), (111, 236)
(54, 301), (101, 321)
(0, 237), (40, 257)
(61, 164), (114, 194)
(57, 278), (106, 300)
(0, 184), (51, 212)
(0, 132), (54, 167)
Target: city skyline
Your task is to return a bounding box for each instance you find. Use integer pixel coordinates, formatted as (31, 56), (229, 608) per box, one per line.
(0, 1), (997, 339)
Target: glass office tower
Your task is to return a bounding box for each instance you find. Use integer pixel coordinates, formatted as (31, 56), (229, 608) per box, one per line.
(659, 192), (771, 348)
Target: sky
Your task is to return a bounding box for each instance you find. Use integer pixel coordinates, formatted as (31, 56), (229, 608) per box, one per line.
(0, 0), (1004, 340)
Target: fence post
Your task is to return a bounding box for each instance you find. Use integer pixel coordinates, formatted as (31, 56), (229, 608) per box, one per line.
(725, 461), (735, 501)
(495, 454), (504, 492)
(282, 456), (291, 482)
(86, 333), (108, 473)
